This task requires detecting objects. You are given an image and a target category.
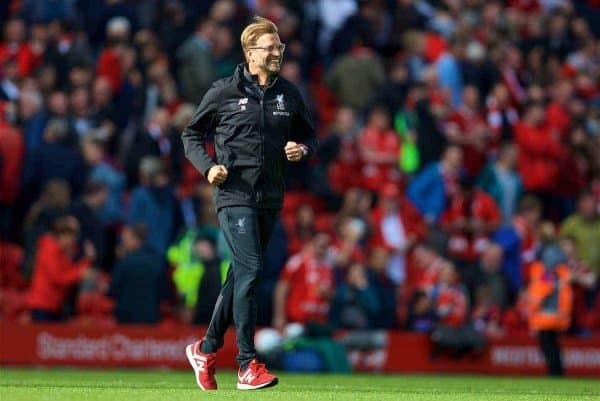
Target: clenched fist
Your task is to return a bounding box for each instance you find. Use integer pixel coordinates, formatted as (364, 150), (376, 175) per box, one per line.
(207, 165), (228, 185)
(285, 141), (305, 162)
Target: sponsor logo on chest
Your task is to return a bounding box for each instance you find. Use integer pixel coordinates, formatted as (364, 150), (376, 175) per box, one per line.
(273, 94), (290, 116)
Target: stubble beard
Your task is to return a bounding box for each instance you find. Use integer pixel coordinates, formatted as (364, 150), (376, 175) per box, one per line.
(262, 56), (282, 76)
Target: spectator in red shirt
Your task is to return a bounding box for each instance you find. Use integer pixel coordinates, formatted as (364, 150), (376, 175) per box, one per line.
(441, 175), (501, 297)
(431, 263), (468, 328)
(556, 125), (591, 208)
(358, 105), (401, 191)
(515, 102), (563, 197)
(322, 107), (362, 197)
(286, 204), (316, 255)
(444, 85), (490, 176)
(0, 19), (41, 79)
(272, 233), (335, 330)
(27, 215), (95, 322)
(0, 116), (24, 238)
(546, 80), (573, 138)
(428, 262), (487, 356)
(96, 17), (129, 95)
(441, 175), (502, 264)
(370, 183), (426, 285)
(409, 244), (446, 291)
(330, 215), (366, 272)
(471, 284), (504, 338)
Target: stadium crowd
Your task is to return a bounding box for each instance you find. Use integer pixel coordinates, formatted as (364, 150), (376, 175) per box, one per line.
(0, 0), (599, 344)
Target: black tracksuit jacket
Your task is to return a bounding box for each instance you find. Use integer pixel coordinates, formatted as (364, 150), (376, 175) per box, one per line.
(182, 63), (317, 210)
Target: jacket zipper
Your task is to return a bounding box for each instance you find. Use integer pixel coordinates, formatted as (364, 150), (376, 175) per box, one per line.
(257, 91), (265, 204)
(256, 78), (277, 205)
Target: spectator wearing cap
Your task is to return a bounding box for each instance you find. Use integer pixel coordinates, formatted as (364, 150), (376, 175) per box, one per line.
(370, 183), (426, 285)
(27, 215), (95, 322)
(477, 142), (524, 225)
(408, 145), (463, 224)
(110, 224), (168, 324)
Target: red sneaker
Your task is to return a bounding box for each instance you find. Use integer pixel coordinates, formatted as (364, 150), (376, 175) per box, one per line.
(185, 341), (217, 390)
(237, 359), (278, 390)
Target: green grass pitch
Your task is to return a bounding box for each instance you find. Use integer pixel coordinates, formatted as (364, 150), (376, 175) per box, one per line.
(1, 368), (599, 401)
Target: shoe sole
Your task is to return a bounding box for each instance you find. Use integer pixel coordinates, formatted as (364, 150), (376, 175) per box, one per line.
(185, 344), (215, 391)
(237, 377), (279, 390)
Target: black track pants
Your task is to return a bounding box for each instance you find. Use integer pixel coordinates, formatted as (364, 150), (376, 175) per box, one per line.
(202, 206), (278, 367)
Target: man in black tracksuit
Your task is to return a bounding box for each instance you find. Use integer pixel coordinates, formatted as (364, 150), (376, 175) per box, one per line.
(183, 17), (317, 391)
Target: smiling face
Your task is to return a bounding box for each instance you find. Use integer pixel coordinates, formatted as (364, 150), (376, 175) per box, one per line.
(246, 33), (284, 76)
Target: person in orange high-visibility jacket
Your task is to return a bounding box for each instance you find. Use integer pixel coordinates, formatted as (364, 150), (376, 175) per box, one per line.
(526, 244), (573, 376)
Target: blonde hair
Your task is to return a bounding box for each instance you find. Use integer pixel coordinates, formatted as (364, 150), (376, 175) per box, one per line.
(240, 16), (278, 53)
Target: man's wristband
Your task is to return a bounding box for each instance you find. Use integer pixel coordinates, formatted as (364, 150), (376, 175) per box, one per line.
(299, 144), (309, 157)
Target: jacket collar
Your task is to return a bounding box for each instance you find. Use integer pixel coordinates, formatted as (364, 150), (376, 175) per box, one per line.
(235, 63), (278, 90)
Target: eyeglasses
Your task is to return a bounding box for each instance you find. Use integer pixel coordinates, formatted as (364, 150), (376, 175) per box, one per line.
(249, 43), (286, 53)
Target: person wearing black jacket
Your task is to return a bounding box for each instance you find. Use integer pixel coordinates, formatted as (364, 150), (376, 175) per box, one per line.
(182, 16), (317, 391)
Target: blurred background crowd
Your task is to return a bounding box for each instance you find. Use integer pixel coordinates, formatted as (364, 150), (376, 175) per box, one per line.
(0, 0), (599, 343)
